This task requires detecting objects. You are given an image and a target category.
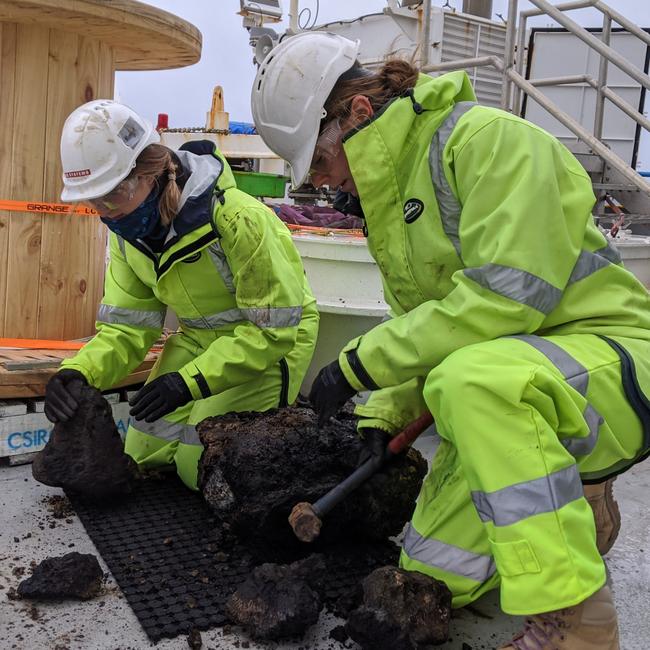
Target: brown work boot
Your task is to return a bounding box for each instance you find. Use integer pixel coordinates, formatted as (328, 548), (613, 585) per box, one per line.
(499, 585), (619, 650)
(583, 478), (621, 555)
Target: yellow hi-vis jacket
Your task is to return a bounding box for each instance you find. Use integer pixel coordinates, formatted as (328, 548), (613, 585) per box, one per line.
(338, 71), (650, 443)
(62, 146), (318, 401)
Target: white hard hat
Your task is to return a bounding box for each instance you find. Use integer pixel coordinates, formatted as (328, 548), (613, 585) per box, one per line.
(251, 32), (361, 189)
(60, 99), (160, 202)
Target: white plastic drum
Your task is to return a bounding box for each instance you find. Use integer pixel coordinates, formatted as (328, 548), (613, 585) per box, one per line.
(291, 231), (388, 394)
(613, 233), (650, 288)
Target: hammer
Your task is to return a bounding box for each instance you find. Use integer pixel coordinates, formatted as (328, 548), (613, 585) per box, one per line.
(288, 411), (434, 543)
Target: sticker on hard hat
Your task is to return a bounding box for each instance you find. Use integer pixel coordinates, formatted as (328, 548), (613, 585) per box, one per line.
(404, 198), (424, 224)
(64, 169), (91, 178)
(118, 117), (145, 149)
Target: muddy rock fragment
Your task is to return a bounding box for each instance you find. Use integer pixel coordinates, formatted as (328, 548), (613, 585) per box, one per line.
(187, 627), (202, 649)
(32, 383), (137, 499)
(198, 408), (427, 544)
(17, 552), (104, 600)
(225, 555), (326, 640)
(345, 566), (452, 649)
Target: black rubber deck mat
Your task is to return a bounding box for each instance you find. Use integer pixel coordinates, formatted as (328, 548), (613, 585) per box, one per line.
(67, 476), (399, 643)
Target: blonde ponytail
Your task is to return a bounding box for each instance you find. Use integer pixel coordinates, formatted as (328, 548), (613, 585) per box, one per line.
(158, 156), (181, 227)
(131, 143), (181, 226)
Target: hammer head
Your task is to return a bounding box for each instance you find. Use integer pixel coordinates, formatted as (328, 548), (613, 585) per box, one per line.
(288, 501), (322, 543)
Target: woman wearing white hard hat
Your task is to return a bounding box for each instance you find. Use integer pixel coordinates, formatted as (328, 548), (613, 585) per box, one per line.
(45, 99), (319, 490)
(252, 31), (650, 649)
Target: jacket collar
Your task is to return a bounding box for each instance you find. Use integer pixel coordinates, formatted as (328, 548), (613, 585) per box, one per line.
(342, 71), (476, 213)
(164, 150), (224, 242)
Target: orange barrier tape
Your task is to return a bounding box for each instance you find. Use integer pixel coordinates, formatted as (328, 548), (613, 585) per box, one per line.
(285, 222), (365, 237)
(0, 338), (86, 350)
(0, 337), (165, 352)
(0, 200), (98, 216)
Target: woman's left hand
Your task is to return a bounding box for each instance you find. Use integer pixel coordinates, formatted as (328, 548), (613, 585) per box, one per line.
(308, 359), (356, 427)
(129, 372), (192, 422)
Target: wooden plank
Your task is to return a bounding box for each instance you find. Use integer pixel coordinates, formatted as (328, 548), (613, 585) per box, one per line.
(0, 351), (28, 362)
(0, 23), (17, 336)
(2, 359), (62, 371)
(0, 348), (75, 369)
(40, 31), (109, 340)
(0, 385), (44, 399)
(0, 350), (67, 361)
(38, 28), (79, 340)
(4, 23), (49, 338)
(0, 353), (157, 397)
(97, 40), (115, 99)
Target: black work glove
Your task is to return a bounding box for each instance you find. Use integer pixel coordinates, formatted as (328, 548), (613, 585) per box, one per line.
(44, 369), (87, 423)
(357, 428), (391, 471)
(129, 372), (192, 423)
(308, 359), (356, 427)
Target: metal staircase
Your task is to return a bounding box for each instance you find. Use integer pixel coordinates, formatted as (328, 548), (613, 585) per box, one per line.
(422, 0), (650, 234)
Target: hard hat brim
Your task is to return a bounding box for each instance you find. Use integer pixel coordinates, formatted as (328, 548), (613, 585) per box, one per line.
(289, 128), (320, 190)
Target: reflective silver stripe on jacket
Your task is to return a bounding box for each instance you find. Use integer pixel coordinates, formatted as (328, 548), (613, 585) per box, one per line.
(179, 305), (302, 329)
(597, 241), (622, 264)
(97, 304), (166, 329)
(472, 464), (583, 527)
(116, 236), (126, 258)
(464, 264), (563, 314)
(567, 242), (622, 286)
(402, 523), (496, 583)
(206, 241), (235, 294)
(131, 418), (184, 441)
(428, 101), (477, 259)
(512, 334), (603, 456)
(132, 418), (201, 446)
(181, 425), (201, 446)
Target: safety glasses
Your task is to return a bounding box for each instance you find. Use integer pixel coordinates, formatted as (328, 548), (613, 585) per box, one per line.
(309, 118), (344, 177)
(86, 176), (140, 212)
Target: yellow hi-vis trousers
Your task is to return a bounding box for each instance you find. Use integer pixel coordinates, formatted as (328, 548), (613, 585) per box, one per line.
(124, 316), (317, 490)
(401, 333), (647, 616)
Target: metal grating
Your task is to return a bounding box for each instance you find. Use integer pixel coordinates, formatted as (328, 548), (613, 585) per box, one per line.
(68, 476), (399, 642)
(441, 13), (506, 107)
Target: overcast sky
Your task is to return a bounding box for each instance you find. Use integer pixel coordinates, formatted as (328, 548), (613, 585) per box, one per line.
(116, 1), (649, 166)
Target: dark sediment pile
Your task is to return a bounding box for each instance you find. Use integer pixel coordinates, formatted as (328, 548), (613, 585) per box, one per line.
(226, 555), (326, 639)
(197, 407), (428, 546)
(17, 552), (104, 600)
(345, 566), (452, 649)
(32, 383), (137, 499)
(199, 407), (441, 643)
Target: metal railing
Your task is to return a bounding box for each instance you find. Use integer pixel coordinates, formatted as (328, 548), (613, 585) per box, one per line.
(421, 0), (650, 197)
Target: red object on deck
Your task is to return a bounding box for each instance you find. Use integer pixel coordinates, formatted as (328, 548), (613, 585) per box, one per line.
(156, 113), (169, 130)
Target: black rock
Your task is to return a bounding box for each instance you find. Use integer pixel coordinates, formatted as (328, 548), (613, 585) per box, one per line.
(345, 566), (452, 649)
(225, 555), (326, 640)
(17, 552), (103, 600)
(32, 383), (137, 499)
(197, 407), (427, 545)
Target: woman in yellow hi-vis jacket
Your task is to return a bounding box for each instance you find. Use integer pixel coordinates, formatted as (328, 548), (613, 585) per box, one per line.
(251, 32), (650, 650)
(44, 99), (318, 490)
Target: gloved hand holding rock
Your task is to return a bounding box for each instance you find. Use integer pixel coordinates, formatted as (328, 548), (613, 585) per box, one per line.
(357, 428), (391, 471)
(44, 369), (88, 423)
(129, 372), (192, 423)
(308, 359), (356, 427)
